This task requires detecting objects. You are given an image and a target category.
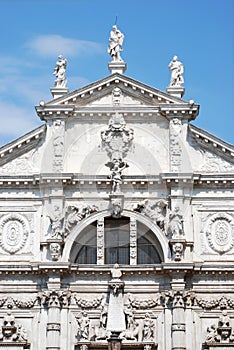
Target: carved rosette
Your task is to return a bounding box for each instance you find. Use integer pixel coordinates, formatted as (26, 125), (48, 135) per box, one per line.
(0, 213), (30, 254)
(205, 213), (234, 254)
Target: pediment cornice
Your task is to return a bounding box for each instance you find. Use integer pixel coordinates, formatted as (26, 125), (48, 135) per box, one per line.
(190, 124), (234, 164)
(0, 125), (45, 167)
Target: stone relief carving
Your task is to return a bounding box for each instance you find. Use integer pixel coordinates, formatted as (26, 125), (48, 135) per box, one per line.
(204, 213), (234, 254)
(168, 207), (184, 238)
(195, 295), (234, 310)
(120, 303), (139, 341)
(205, 311), (234, 345)
(171, 241), (184, 261)
(77, 311), (90, 340)
(199, 150), (234, 173)
(133, 199), (168, 232)
(106, 159), (129, 194)
(0, 213), (30, 254)
(49, 241), (62, 261)
(97, 218), (104, 264)
(126, 293), (160, 309)
(101, 112), (134, 161)
(130, 217), (137, 264)
(0, 296), (37, 309)
(53, 55), (67, 88)
(101, 112), (133, 196)
(142, 313), (154, 342)
(52, 120), (65, 172)
(64, 204), (98, 237)
(47, 203), (98, 244)
(0, 312), (29, 344)
(168, 55), (184, 87)
(38, 289), (71, 308)
(112, 87), (122, 105)
(169, 118), (182, 172)
(74, 294), (104, 309)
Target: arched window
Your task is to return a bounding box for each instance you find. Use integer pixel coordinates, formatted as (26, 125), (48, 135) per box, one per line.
(73, 222), (97, 264)
(71, 216), (163, 265)
(105, 217), (130, 265)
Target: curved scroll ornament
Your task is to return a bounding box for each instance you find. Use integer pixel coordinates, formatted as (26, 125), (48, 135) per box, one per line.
(205, 213), (234, 254)
(0, 214), (30, 254)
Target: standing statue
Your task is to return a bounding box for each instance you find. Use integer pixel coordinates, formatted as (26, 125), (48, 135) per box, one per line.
(108, 25), (124, 62)
(77, 312), (90, 340)
(168, 207), (184, 238)
(106, 159), (129, 193)
(53, 55), (67, 88)
(168, 55), (184, 87)
(142, 313), (154, 341)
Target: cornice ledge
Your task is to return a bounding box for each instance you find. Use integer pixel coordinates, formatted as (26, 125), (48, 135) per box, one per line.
(190, 124), (234, 163)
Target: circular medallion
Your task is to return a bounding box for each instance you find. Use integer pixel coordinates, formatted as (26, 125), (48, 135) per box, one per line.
(205, 213), (234, 254)
(0, 213), (30, 254)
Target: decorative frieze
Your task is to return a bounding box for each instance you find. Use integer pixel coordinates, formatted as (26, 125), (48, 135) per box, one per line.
(74, 294), (104, 309)
(0, 296), (37, 309)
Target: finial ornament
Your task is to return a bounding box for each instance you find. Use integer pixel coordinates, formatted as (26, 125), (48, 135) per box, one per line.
(108, 25), (124, 62)
(168, 55), (184, 87)
(53, 55), (67, 88)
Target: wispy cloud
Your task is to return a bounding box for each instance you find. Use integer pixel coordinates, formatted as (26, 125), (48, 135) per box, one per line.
(0, 101), (40, 141)
(25, 34), (104, 58)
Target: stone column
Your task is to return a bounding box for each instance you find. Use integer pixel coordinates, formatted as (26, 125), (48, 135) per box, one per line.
(46, 295), (61, 350)
(171, 278), (186, 350)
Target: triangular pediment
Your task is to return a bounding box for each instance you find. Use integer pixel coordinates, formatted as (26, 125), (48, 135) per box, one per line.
(46, 73), (190, 108)
(0, 125), (46, 174)
(188, 124), (234, 173)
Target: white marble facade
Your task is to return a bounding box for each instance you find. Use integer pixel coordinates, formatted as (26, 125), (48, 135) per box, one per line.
(0, 49), (233, 350)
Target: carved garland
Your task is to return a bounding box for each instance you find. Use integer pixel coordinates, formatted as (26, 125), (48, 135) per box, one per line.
(0, 213), (30, 254)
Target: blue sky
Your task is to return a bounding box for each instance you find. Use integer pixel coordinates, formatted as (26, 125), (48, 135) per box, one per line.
(0, 0), (233, 146)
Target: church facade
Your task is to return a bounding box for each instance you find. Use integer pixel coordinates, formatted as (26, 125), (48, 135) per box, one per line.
(0, 27), (233, 350)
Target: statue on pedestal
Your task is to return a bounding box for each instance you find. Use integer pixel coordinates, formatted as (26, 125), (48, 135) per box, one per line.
(168, 55), (184, 87)
(108, 25), (124, 62)
(53, 55), (67, 88)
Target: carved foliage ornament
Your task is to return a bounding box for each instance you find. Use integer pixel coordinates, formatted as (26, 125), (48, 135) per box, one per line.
(0, 213), (30, 254)
(205, 213), (234, 254)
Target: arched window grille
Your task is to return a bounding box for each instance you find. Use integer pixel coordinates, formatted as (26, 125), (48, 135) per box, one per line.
(71, 216), (163, 265)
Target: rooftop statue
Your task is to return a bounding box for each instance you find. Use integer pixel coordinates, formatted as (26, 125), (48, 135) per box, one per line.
(108, 25), (124, 62)
(168, 55), (184, 87)
(53, 55), (67, 88)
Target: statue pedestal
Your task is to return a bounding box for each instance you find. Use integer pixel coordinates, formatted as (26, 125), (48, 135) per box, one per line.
(50, 87), (69, 99)
(108, 61), (127, 74)
(108, 332), (122, 350)
(166, 86), (185, 98)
